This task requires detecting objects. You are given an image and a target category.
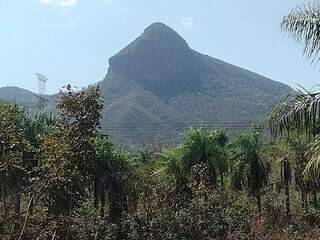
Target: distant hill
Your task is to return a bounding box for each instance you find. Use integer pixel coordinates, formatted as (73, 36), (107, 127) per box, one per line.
(0, 86), (56, 114)
(99, 22), (292, 147)
(0, 23), (292, 148)
(0, 86), (36, 108)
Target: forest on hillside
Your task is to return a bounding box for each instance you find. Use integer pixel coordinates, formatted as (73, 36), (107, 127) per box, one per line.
(2, 1), (320, 240)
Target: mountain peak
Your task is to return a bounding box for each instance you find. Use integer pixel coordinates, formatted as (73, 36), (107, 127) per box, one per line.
(141, 22), (188, 45)
(108, 23), (203, 97)
(110, 22), (189, 63)
(144, 22), (172, 30)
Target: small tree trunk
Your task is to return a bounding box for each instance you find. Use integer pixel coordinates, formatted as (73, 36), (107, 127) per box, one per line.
(18, 194), (33, 240)
(110, 195), (120, 222)
(257, 193), (262, 216)
(12, 174), (21, 218)
(313, 191), (318, 207)
(94, 178), (99, 209)
(220, 173), (224, 191)
(305, 192), (308, 212)
(0, 182), (2, 206)
(301, 188), (306, 212)
(29, 194), (34, 216)
(100, 192), (105, 218)
(283, 157), (291, 223)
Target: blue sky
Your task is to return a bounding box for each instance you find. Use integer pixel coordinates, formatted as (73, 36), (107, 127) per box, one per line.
(0, 0), (318, 93)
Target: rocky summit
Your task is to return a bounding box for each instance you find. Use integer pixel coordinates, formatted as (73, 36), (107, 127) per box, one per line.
(99, 22), (292, 148)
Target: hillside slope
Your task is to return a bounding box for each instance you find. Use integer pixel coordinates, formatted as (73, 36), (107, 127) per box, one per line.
(99, 22), (292, 147)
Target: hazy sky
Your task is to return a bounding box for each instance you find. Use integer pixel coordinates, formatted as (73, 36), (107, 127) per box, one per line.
(0, 0), (319, 93)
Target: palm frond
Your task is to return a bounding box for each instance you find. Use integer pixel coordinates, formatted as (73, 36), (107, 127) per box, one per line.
(282, 1), (320, 63)
(269, 90), (320, 137)
(303, 136), (320, 181)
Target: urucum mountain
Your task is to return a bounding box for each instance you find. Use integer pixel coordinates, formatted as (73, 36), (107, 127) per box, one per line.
(98, 22), (291, 147)
(0, 22), (292, 148)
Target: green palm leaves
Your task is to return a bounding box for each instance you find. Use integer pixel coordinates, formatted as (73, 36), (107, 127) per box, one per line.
(282, 1), (320, 63)
(269, 90), (320, 180)
(228, 128), (267, 214)
(228, 129), (267, 195)
(182, 128), (229, 188)
(270, 1), (320, 181)
(24, 112), (57, 146)
(269, 90), (320, 137)
(160, 128), (229, 191)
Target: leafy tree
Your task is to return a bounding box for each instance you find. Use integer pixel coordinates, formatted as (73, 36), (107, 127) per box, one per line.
(23, 112), (58, 215)
(0, 102), (30, 220)
(35, 85), (103, 238)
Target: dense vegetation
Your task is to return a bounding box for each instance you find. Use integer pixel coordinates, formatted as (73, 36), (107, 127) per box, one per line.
(0, 83), (319, 239)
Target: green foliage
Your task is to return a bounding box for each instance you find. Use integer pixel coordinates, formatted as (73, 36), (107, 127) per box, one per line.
(115, 191), (255, 240)
(23, 112), (57, 146)
(282, 1), (320, 63)
(228, 128), (267, 194)
(94, 135), (138, 222)
(0, 102), (29, 177)
(1, 86), (320, 239)
(161, 128), (229, 193)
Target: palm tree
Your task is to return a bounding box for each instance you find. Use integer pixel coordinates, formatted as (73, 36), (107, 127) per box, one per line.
(23, 112), (57, 215)
(24, 112), (57, 146)
(160, 146), (191, 196)
(266, 142), (293, 221)
(212, 129), (229, 189)
(182, 128), (228, 189)
(94, 136), (137, 222)
(287, 133), (311, 211)
(228, 128), (267, 215)
(93, 136), (113, 215)
(282, 1), (320, 64)
(270, 1), (320, 181)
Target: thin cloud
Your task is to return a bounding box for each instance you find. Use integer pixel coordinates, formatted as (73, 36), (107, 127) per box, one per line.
(38, 0), (78, 7)
(180, 17), (196, 29)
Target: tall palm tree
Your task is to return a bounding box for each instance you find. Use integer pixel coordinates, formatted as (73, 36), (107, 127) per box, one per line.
(182, 128), (228, 188)
(270, 1), (320, 181)
(228, 128), (267, 215)
(212, 129), (229, 189)
(94, 136), (137, 222)
(160, 146), (190, 196)
(287, 133), (310, 211)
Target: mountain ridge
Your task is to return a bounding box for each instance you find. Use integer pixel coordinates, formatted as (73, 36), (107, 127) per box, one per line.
(0, 22), (292, 148)
(99, 22), (291, 147)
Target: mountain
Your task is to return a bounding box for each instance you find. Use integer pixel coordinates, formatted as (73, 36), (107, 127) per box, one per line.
(0, 86), (36, 107)
(0, 86), (57, 114)
(0, 23), (292, 148)
(99, 22), (292, 148)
